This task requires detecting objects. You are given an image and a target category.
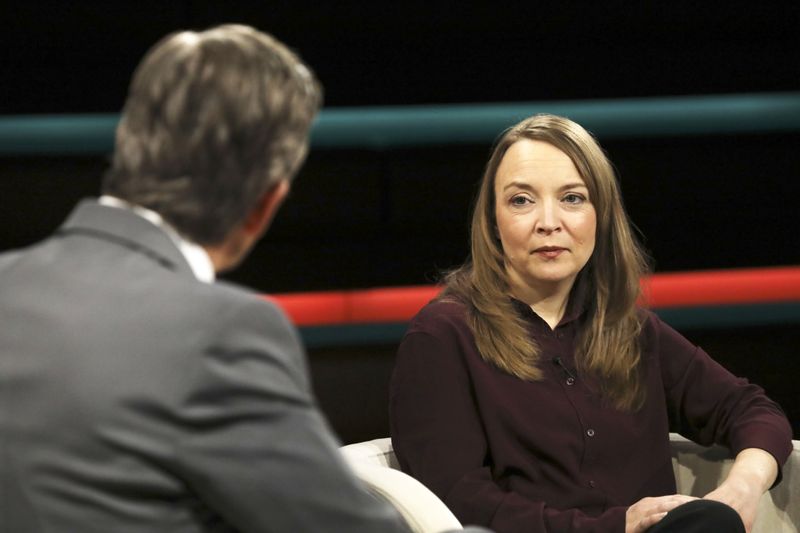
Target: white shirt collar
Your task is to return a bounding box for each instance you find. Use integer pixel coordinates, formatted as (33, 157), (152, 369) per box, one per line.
(98, 196), (216, 283)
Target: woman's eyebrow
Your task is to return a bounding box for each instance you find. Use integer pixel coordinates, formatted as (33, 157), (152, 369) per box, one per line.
(502, 180), (534, 192)
(559, 182), (589, 191)
(501, 181), (588, 192)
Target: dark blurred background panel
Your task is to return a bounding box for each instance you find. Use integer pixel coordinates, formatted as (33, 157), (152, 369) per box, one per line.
(4, 134), (799, 293)
(1, 2), (799, 440)
(2, 2), (799, 112)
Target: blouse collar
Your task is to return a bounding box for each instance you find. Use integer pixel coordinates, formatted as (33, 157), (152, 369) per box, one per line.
(510, 271), (590, 328)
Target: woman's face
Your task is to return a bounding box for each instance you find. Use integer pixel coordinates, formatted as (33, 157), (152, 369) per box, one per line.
(493, 139), (597, 302)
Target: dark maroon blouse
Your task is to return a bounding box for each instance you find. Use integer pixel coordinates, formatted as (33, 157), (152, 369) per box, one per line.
(389, 297), (792, 533)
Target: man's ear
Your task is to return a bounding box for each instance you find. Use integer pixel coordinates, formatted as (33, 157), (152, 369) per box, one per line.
(243, 179), (290, 238)
(204, 180), (291, 274)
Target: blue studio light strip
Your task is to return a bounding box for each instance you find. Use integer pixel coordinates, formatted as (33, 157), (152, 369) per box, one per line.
(2, 92), (800, 155)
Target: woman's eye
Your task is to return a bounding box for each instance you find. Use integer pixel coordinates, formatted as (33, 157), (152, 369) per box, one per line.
(563, 193), (585, 204)
(510, 196), (531, 206)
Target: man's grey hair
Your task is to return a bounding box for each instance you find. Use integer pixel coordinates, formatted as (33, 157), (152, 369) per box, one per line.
(102, 24), (322, 244)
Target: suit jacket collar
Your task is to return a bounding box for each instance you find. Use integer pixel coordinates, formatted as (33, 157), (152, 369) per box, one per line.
(58, 199), (196, 278)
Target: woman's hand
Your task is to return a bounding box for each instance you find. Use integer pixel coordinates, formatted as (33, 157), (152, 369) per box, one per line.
(625, 494), (697, 533)
(703, 448), (778, 532)
(703, 481), (760, 532)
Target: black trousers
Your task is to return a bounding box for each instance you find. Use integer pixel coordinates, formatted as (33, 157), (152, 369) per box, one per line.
(648, 499), (745, 533)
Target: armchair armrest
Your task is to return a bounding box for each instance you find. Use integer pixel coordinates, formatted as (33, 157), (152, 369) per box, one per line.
(670, 433), (799, 532)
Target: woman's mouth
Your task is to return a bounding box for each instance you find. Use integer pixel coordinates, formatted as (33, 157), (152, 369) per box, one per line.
(533, 246), (566, 259)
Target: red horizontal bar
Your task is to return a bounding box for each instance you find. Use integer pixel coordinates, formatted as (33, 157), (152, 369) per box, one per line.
(350, 285), (442, 323)
(266, 266), (800, 327)
(643, 266), (800, 308)
(263, 291), (350, 327)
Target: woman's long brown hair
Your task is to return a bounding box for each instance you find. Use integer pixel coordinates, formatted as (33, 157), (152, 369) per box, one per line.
(442, 114), (650, 410)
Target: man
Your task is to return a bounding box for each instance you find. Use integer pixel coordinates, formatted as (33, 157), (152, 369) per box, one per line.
(0, 24), (409, 532)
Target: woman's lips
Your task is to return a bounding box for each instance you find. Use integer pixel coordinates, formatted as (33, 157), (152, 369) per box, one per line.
(533, 246), (567, 259)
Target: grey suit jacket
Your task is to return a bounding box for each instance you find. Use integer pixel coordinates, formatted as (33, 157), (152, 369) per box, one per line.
(0, 200), (408, 533)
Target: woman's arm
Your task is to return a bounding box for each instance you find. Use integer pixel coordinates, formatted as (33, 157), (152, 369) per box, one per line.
(653, 313), (791, 532)
(703, 448), (778, 532)
(655, 312), (792, 463)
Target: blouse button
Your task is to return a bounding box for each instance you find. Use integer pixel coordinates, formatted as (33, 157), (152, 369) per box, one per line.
(589, 480), (596, 488)
(586, 429), (596, 437)
(556, 331), (564, 339)
(566, 377), (575, 386)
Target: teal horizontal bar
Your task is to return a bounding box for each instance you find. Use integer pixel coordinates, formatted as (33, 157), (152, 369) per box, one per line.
(313, 92), (800, 149)
(2, 92), (800, 155)
(655, 301), (800, 330)
(0, 115), (118, 156)
(300, 323), (409, 349)
(299, 302), (800, 348)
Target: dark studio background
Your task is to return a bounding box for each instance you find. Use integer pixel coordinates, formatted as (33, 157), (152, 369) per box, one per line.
(2, 2), (799, 441)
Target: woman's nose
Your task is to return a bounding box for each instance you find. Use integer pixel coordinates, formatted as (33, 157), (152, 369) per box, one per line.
(536, 201), (560, 234)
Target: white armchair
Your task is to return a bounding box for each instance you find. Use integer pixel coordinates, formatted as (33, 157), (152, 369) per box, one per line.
(670, 434), (799, 532)
(342, 434), (800, 533)
(341, 438), (462, 532)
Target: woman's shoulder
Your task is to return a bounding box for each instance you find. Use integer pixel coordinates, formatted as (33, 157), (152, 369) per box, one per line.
(406, 295), (471, 335)
(636, 307), (700, 359)
(398, 296), (480, 371)
(635, 307), (668, 342)
(417, 294), (469, 315)
(636, 307), (681, 338)
(636, 307), (659, 328)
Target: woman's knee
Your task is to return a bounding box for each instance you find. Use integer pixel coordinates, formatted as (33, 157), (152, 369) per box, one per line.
(650, 499), (745, 533)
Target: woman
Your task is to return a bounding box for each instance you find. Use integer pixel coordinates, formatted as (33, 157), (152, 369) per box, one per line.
(389, 114), (792, 533)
